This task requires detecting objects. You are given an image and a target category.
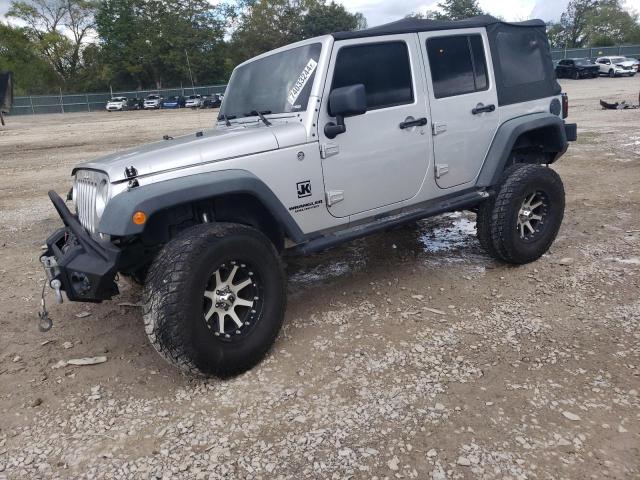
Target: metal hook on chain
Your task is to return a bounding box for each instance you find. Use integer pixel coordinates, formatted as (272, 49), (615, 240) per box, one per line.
(37, 277), (53, 332)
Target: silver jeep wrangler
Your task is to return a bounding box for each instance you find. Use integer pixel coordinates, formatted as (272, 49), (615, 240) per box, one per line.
(41, 15), (577, 377)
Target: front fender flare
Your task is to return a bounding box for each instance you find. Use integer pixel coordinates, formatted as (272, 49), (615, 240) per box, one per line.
(98, 169), (305, 242)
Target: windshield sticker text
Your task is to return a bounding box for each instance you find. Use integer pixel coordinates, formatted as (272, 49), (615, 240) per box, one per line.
(287, 59), (318, 106)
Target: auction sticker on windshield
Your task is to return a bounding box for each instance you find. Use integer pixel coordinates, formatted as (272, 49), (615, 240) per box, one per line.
(287, 59), (318, 107)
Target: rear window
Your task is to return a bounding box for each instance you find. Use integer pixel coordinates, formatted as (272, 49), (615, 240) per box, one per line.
(495, 31), (546, 87)
(427, 35), (488, 99)
(331, 42), (414, 110)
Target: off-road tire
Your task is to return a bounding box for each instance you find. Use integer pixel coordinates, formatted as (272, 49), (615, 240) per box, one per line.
(143, 223), (286, 377)
(489, 164), (565, 264)
(475, 199), (502, 260)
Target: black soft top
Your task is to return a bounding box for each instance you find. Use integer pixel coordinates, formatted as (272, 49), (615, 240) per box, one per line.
(332, 15), (561, 107)
(333, 15), (545, 40)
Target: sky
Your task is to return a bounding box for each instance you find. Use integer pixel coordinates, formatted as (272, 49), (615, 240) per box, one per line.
(0, 0), (639, 26)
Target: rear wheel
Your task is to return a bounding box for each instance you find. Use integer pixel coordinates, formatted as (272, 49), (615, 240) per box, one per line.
(573, 70), (580, 80)
(143, 223), (286, 377)
(489, 164), (565, 264)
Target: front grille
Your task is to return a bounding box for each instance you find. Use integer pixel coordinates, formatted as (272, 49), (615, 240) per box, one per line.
(74, 170), (108, 233)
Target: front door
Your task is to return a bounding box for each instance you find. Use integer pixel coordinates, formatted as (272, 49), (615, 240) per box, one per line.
(318, 34), (431, 218)
(419, 29), (500, 189)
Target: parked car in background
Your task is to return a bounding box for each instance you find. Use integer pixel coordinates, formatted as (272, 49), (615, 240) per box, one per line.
(625, 57), (640, 72)
(162, 96), (185, 109)
(106, 97), (128, 111)
(202, 94), (223, 108)
(143, 94), (163, 109)
(127, 98), (144, 110)
(185, 94), (203, 109)
(555, 58), (599, 79)
(596, 56), (636, 77)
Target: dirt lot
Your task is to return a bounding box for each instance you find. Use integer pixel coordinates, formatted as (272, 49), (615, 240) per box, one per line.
(0, 77), (639, 479)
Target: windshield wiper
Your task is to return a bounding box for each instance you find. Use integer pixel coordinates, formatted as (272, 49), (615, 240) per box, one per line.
(248, 110), (272, 127)
(218, 113), (235, 127)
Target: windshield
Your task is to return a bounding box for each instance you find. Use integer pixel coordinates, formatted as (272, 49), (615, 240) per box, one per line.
(147, 95), (159, 100)
(111, 97), (126, 102)
(220, 42), (322, 119)
(574, 59), (592, 65)
(611, 57), (626, 63)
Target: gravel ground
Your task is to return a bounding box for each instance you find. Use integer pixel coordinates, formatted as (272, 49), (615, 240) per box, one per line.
(0, 77), (639, 479)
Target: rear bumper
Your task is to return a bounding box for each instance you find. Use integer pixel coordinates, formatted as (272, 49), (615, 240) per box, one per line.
(41, 191), (120, 303)
(564, 122), (577, 142)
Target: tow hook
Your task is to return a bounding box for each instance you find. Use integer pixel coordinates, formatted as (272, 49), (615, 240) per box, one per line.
(37, 255), (63, 332)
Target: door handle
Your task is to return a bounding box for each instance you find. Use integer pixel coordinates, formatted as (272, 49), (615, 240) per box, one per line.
(399, 117), (428, 129)
(472, 104), (496, 115)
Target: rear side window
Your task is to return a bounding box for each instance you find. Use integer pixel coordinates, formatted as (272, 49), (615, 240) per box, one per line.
(427, 35), (489, 98)
(495, 31), (546, 87)
(332, 42), (414, 110)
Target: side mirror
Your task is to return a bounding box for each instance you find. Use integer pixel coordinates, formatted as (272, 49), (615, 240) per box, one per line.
(324, 84), (367, 139)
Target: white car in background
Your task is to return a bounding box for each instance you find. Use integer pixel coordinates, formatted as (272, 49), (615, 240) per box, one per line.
(185, 94), (203, 109)
(143, 95), (163, 109)
(106, 97), (128, 111)
(595, 56), (637, 77)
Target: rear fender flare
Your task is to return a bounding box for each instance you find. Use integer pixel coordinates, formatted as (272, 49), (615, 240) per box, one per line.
(476, 113), (568, 188)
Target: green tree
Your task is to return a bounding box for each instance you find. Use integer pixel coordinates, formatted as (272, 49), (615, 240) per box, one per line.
(0, 23), (59, 94)
(301, 1), (366, 38)
(585, 0), (640, 46)
(229, 0), (366, 65)
(558, 0), (596, 47)
(7, 0), (95, 84)
(552, 0), (640, 48)
(95, 0), (228, 90)
(437, 0), (484, 20)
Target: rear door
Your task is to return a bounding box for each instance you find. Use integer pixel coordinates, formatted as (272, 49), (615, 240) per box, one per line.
(419, 29), (500, 189)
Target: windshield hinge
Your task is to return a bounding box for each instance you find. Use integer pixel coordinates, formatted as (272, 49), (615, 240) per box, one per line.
(320, 143), (340, 159)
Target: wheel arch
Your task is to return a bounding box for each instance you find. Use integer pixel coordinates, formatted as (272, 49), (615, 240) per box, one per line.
(476, 113), (568, 188)
(99, 169), (305, 249)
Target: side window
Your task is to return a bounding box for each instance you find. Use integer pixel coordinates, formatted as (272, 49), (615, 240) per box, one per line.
(332, 42), (414, 110)
(427, 34), (489, 99)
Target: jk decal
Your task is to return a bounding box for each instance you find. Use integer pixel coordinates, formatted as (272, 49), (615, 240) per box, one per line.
(297, 180), (312, 198)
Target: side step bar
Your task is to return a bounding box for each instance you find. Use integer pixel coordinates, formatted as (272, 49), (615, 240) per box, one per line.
(293, 189), (490, 255)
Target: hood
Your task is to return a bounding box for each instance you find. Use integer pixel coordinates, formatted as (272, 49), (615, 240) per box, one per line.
(615, 60), (635, 67)
(75, 121), (308, 182)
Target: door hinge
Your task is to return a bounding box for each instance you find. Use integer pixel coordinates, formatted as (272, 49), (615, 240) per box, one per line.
(435, 164), (449, 178)
(432, 122), (447, 136)
(320, 143), (340, 159)
(326, 190), (344, 207)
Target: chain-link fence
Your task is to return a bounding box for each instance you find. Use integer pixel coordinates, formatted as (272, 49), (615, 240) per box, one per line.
(10, 84), (228, 116)
(551, 45), (640, 60)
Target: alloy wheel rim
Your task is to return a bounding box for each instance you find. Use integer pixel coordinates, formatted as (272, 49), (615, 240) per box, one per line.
(516, 191), (548, 241)
(203, 261), (262, 341)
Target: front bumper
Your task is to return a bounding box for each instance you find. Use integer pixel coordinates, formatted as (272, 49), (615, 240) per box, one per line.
(41, 191), (120, 303)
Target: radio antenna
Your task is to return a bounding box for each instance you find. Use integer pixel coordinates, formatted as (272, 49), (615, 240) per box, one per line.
(185, 49), (204, 127)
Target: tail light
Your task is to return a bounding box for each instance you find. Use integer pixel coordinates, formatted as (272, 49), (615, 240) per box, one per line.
(561, 93), (569, 119)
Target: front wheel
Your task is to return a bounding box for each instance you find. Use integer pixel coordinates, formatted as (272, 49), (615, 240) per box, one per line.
(609, 69), (616, 78)
(573, 70), (580, 80)
(143, 223), (286, 377)
(485, 164), (565, 265)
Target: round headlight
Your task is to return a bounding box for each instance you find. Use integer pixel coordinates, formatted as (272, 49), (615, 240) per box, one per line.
(95, 179), (109, 219)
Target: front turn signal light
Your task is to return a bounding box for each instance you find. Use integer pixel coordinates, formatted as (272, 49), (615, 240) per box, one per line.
(132, 211), (147, 225)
